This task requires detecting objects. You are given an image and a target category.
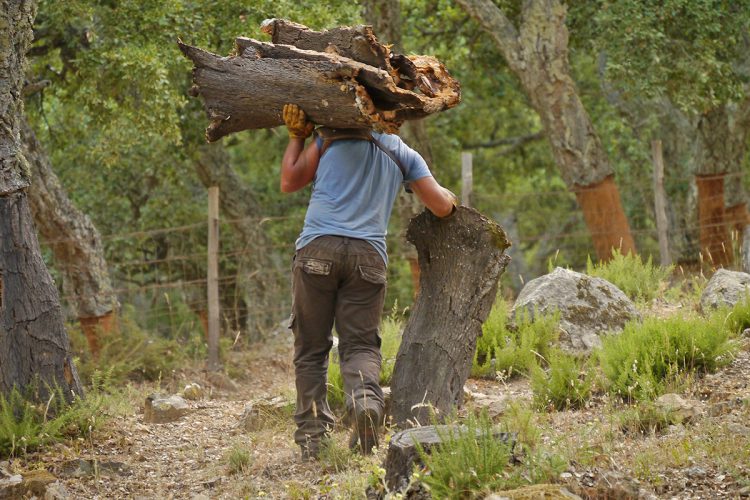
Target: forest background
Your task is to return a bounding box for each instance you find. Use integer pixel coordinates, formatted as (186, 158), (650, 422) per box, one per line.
(23, 0), (750, 354)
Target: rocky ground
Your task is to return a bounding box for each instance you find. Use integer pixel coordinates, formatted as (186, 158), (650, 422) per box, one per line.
(3, 325), (750, 499)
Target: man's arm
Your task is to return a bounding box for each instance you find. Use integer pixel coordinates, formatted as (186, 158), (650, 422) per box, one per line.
(281, 138), (321, 193)
(410, 176), (458, 218)
(280, 104), (319, 193)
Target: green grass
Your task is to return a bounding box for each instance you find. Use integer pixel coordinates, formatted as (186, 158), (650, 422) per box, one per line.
(598, 312), (737, 401)
(472, 300), (559, 379)
(587, 248), (673, 302)
(415, 412), (566, 498)
(531, 349), (593, 411)
(0, 371), (126, 458)
(226, 443), (252, 474)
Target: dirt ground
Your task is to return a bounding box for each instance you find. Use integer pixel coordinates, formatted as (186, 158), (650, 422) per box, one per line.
(11, 329), (750, 499)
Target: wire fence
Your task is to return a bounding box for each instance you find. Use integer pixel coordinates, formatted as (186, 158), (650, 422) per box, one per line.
(39, 168), (748, 342)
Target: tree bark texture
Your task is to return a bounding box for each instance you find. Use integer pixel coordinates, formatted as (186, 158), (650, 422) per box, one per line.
(456, 0), (636, 260)
(696, 174), (731, 267)
(22, 117), (117, 355)
(194, 143), (281, 339)
(390, 208), (510, 426)
(574, 176), (636, 258)
(179, 20), (460, 141)
(0, 192), (84, 399)
(0, 0), (84, 399)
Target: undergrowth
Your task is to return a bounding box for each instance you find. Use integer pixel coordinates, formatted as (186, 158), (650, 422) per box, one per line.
(531, 349), (593, 411)
(587, 249), (673, 302)
(598, 311), (738, 401)
(0, 371), (125, 458)
(415, 411), (565, 498)
(472, 300), (559, 379)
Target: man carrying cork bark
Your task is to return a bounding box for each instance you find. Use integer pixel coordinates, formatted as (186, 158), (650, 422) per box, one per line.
(280, 104), (457, 459)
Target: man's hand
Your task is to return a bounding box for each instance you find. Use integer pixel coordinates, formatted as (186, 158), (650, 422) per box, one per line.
(283, 104), (314, 139)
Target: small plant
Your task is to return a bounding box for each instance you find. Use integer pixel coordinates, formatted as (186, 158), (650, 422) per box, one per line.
(0, 378), (118, 458)
(616, 402), (676, 435)
(226, 443), (252, 474)
(721, 295), (750, 335)
(598, 314), (737, 401)
(586, 248), (673, 302)
(416, 412), (520, 497)
(531, 349), (593, 411)
(472, 300), (558, 379)
(318, 436), (356, 473)
(416, 412), (566, 498)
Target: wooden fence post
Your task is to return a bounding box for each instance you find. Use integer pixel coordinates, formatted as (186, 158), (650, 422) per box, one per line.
(651, 140), (672, 267)
(461, 152), (473, 207)
(207, 186), (221, 371)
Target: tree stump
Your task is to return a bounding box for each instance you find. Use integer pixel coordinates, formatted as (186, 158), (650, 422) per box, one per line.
(390, 207), (510, 426)
(179, 20), (460, 141)
(384, 425), (514, 491)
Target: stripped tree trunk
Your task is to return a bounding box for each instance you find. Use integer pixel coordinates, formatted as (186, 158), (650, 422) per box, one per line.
(194, 143), (281, 340)
(0, 0), (84, 399)
(694, 101), (750, 267)
(390, 208), (510, 426)
(22, 117), (117, 357)
(456, 0), (636, 260)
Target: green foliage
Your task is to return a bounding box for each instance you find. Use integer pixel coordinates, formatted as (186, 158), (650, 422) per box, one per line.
(723, 296), (750, 335)
(531, 350), (593, 411)
(598, 314), (737, 401)
(318, 437), (356, 474)
(416, 412), (566, 498)
(586, 249), (673, 302)
(71, 305), (199, 386)
(616, 402), (679, 435)
(0, 373), (123, 458)
(472, 301), (559, 379)
(570, 0), (750, 111)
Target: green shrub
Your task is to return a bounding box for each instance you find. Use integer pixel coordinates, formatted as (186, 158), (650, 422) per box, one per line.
(598, 314), (737, 401)
(416, 412), (566, 498)
(531, 350), (593, 411)
(226, 443), (252, 474)
(616, 402), (678, 435)
(71, 305), (195, 385)
(472, 301), (558, 379)
(587, 249), (673, 302)
(721, 296), (750, 335)
(0, 374), (120, 458)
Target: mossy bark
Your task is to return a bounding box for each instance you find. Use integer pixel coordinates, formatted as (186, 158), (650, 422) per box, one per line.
(390, 208), (510, 426)
(0, 0), (84, 399)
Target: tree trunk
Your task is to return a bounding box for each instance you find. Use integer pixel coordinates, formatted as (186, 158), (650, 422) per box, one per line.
(0, 192), (84, 399)
(0, 0), (84, 399)
(22, 117), (117, 357)
(390, 208), (510, 426)
(179, 21), (460, 141)
(194, 143), (281, 340)
(693, 100), (750, 267)
(456, 0), (636, 260)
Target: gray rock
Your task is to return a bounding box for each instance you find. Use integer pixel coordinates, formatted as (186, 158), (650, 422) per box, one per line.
(206, 372), (239, 392)
(655, 393), (700, 424)
(59, 459), (130, 478)
(238, 396), (292, 432)
(726, 422), (750, 436)
(44, 481), (70, 500)
(700, 269), (750, 312)
(144, 394), (189, 423)
(0, 474), (22, 499)
(511, 267), (640, 352)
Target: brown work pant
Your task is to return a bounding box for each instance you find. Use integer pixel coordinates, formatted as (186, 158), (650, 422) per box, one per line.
(289, 236), (386, 450)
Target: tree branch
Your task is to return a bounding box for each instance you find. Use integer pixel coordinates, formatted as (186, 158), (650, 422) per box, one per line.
(455, 0), (521, 62)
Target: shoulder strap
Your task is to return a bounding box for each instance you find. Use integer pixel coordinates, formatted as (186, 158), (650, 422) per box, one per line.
(315, 127), (412, 192)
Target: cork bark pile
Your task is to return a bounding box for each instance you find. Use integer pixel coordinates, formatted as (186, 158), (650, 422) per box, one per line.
(179, 19), (461, 141)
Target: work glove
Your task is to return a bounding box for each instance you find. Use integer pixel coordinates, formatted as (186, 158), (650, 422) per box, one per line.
(445, 188), (459, 215)
(283, 103), (314, 139)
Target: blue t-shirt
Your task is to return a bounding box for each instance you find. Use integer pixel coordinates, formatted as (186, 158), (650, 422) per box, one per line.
(295, 132), (432, 264)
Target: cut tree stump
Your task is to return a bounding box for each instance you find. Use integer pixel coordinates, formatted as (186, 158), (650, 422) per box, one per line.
(384, 425), (514, 491)
(390, 207), (511, 426)
(179, 19), (460, 141)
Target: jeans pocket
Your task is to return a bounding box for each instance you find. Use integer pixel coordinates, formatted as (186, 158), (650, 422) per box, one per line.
(358, 265), (386, 285)
(299, 258), (332, 276)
